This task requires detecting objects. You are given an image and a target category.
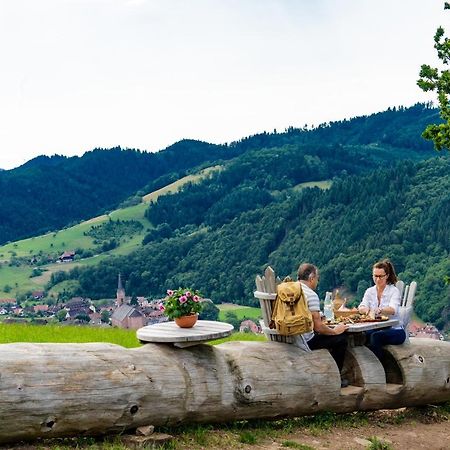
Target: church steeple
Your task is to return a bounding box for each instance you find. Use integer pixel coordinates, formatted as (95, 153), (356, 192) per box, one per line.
(116, 273), (126, 306)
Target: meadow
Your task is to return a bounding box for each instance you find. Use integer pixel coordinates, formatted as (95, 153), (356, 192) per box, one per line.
(0, 322), (263, 347)
(0, 322), (141, 347)
(217, 303), (262, 321)
(0, 166), (221, 297)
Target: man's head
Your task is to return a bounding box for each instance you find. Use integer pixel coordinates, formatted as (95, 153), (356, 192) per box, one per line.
(297, 263), (319, 289)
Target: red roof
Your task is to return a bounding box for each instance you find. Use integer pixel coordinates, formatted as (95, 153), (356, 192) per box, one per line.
(33, 304), (49, 312)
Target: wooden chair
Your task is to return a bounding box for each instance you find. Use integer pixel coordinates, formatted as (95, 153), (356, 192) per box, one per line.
(254, 266), (311, 351)
(395, 280), (417, 342)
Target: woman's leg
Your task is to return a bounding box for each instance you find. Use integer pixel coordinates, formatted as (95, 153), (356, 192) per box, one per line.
(365, 328), (406, 359)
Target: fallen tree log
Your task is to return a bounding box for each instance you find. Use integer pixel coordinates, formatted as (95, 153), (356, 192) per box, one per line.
(0, 338), (449, 444)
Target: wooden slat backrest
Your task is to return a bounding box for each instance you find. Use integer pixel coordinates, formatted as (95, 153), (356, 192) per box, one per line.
(264, 266), (277, 294)
(396, 280), (417, 341)
(254, 266), (294, 344)
(405, 281), (417, 308)
(395, 280), (404, 300)
(402, 285), (410, 307)
(254, 267), (277, 326)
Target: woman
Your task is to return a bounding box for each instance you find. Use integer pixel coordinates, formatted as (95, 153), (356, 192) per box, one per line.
(358, 259), (406, 358)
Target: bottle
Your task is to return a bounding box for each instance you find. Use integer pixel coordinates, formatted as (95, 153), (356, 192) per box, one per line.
(323, 291), (334, 321)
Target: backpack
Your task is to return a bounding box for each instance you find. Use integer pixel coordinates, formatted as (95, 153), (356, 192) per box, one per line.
(270, 279), (313, 336)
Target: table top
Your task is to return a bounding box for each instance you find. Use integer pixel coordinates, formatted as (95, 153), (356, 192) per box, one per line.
(137, 320), (234, 346)
(345, 319), (400, 333)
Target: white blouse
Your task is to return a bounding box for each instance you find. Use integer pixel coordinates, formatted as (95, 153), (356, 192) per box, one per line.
(359, 284), (402, 328)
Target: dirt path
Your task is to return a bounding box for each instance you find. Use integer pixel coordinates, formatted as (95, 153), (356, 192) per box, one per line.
(3, 408), (450, 450)
(264, 419), (450, 449)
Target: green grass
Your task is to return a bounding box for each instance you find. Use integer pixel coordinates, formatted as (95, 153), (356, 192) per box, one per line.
(367, 436), (394, 450)
(0, 324), (264, 347)
(0, 323), (141, 348)
(210, 331), (266, 345)
(0, 166), (222, 297)
(292, 180), (332, 192)
(281, 441), (315, 449)
(217, 304), (262, 321)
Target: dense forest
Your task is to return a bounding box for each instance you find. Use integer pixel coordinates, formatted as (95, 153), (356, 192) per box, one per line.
(0, 141), (239, 245)
(0, 104), (438, 245)
(44, 104), (450, 331)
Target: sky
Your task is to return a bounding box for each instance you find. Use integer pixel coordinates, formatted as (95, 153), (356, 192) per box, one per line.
(0, 0), (447, 170)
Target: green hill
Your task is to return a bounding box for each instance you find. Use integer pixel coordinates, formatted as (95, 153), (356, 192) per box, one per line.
(0, 166), (222, 297)
(1, 104), (449, 331)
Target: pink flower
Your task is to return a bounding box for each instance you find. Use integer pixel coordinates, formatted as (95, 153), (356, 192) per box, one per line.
(185, 291), (192, 297)
(167, 289), (174, 296)
(179, 295), (187, 304)
(159, 304), (165, 311)
(193, 295), (200, 302)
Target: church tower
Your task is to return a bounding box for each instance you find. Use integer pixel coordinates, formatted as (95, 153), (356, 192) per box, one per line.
(116, 273), (126, 306)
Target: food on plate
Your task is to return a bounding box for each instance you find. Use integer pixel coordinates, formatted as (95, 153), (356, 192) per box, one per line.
(326, 313), (389, 325)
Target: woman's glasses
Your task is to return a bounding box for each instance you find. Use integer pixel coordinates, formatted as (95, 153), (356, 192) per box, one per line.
(373, 274), (387, 279)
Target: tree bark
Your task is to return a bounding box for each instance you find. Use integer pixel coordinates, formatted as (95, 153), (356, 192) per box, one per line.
(0, 338), (449, 444)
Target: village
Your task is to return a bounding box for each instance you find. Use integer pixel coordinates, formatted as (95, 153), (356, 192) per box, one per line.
(0, 271), (267, 334)
(0, 273), (444, 341)
(0, 273), (167, 329)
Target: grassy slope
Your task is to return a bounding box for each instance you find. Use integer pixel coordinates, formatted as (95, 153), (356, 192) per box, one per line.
(0, 171), (329, 298)
(0, 322), (263, 347)
(217, 303), (262, 321)
(0, 166), (222, 297)
(0, 322), (141, 347)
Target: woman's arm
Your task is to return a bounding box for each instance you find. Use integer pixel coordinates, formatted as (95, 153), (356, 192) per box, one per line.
(358, 289), (371, 314)
(382, 285), (400, 316)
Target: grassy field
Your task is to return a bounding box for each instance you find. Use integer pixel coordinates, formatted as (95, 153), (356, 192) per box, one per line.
(292, 179), (332, 192)
(0, 166), (222, 297)
(0, 322), (263, 347)
(0, 322), (141, 347)
(217, 303), (262, 321)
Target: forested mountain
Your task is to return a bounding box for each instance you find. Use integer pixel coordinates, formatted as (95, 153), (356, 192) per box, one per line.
(44, 104), (450, 331)
(0, 141), (238, 245)
(0, 104), (439, 246)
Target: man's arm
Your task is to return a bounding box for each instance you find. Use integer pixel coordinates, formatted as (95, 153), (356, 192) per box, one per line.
(311, 311), (348, 335)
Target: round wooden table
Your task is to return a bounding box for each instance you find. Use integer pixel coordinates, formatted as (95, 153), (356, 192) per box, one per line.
(137, 320), (234, 347)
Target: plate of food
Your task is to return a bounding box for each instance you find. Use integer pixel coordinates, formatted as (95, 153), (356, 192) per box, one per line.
(326, 314), (389, 325)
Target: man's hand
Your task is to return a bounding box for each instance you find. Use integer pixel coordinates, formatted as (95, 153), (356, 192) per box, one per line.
(333, 323), (349, 335)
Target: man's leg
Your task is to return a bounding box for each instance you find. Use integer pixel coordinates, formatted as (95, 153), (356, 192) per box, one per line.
(307, 333), (348, 372)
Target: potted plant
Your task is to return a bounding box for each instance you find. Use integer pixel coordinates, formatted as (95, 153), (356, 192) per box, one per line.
(160, 288), (203, 328)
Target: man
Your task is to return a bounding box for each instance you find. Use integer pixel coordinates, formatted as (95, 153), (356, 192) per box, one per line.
(297, 263), (349, 387)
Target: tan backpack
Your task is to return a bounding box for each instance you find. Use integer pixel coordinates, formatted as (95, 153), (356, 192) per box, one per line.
(271, 279), (313, 336)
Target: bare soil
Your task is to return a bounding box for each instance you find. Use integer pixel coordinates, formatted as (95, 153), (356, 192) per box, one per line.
(3, 408), (450, 450)
(264, 417), (450, 449)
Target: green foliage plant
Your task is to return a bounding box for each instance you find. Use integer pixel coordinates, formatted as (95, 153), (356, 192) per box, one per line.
(162, 288), (203, 319)
(281, 441), (315, 450)
(238, 430), (257, 444)
(417, 2), (450, 150)
(367, 436), (394, 450)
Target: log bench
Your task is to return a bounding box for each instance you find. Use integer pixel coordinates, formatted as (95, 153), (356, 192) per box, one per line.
(0, 339), (449, 444)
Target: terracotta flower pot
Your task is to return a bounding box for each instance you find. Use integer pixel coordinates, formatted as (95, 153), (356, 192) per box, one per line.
(174, 314), (198, 328)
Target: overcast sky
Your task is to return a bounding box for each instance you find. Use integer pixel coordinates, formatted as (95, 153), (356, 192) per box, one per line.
(0, 0), (446, 170)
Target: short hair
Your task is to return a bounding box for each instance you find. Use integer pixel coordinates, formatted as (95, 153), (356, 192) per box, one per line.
(373, 259), (398, 285)
(297, 263), (318, 281)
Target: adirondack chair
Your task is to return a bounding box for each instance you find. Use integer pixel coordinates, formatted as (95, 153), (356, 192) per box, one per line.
(254, 266), (311, 351)
(395, 280), (417, 342)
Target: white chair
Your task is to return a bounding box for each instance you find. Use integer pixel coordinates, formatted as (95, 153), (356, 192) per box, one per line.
(254, 266), (311, 352)
(396, 280), (417, 342)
